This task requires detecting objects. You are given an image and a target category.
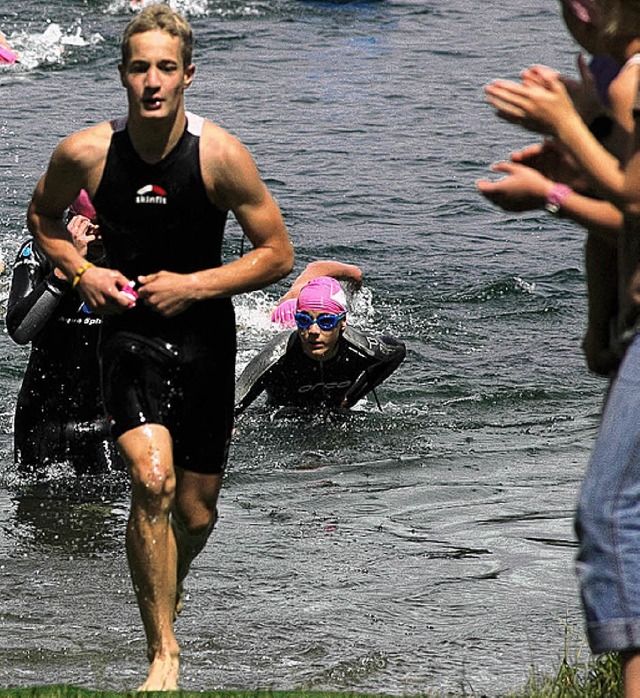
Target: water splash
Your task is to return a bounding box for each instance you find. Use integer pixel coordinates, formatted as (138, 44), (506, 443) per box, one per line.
(107, 0), (209, 16)
(5, 24), (104, 70)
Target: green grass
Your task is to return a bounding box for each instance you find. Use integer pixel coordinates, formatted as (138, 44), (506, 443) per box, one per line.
(509, 652), (622, 697)
(0, 654), (624, 698)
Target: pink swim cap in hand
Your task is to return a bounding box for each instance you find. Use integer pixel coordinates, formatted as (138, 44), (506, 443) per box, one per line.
(296, 276), (347, 315)
(0, 44), (17, 64)
(70, 190), (97, 221)
(271, 298), (298, 328)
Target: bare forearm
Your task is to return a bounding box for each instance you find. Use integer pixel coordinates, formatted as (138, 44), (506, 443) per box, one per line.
(560, 193), (623, 242)
(190, 243), (294, 300)
(556, 114), (627, 203)
(279, 261), (362, 303)
(28, 208), (86, 282)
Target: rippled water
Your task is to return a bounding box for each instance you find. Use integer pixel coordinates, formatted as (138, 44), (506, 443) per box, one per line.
(0, 0), (607, 695)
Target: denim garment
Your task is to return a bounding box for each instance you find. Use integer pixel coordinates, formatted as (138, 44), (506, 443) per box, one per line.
(576, 333), (640, 653)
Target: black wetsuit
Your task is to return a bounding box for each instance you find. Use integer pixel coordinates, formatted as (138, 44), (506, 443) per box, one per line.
(92, 112), (235, 473)
(235, 326), (406, 414)
(6, 239), (122, 475)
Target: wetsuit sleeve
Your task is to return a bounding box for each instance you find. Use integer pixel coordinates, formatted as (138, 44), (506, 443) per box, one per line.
(342, 329), (406, 408)
(6, 240), (70, 345)
(235, 331), (293, 416)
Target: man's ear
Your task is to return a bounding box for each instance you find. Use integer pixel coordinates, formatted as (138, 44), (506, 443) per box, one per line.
(184, 63), (195, 89)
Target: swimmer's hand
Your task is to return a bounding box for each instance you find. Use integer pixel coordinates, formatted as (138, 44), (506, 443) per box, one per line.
(137, 271), (198, 317)
(67, 214), (99, 258)
(75, 266), (136, 315)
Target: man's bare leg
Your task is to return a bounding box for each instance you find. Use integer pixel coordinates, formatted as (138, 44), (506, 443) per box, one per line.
(172, 469), (222, 618)
(118, 424), (180, 691)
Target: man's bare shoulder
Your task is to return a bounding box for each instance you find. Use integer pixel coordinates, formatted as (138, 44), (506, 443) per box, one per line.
(54, 120), (116, 167)
(198, 118), (263, 207)
(199, 118), (247, 164)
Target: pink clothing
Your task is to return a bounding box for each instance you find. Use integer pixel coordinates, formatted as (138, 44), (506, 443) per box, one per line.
(70, 190), (97, 221)
(271, 298), (298, 328)
(296, 276), (347, 315)
(562, 0), (597, 24)
(0, 43), (17, 64)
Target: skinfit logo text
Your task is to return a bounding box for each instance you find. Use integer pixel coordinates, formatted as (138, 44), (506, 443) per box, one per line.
(136, 184), (167, 205)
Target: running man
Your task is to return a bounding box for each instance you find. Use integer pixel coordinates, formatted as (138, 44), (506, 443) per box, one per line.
(27, 5), (293, 690)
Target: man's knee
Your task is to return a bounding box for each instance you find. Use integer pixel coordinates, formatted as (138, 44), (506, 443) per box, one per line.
(174, 500), (218, 534)
(119, 425), (176, 508)
(174, 470), (222, 531)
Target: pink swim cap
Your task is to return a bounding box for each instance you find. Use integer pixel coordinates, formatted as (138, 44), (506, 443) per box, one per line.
(0, 44), (17, 64)
(296, 276), (347, 315)
(70, 190), (97, 221)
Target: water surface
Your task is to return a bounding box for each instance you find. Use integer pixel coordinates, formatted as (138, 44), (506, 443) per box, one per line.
(0, 0), (605, 694)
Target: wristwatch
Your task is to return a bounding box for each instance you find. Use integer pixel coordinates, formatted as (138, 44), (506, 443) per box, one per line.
(544, 183), (573, 215)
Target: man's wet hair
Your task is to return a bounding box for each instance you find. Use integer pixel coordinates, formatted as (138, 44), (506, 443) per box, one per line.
(121, 4), (193, 68)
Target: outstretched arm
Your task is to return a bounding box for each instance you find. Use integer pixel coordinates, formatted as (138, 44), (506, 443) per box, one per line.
(485, 71), (630, 203)
(271, 260), (363, 326)
(278, 261), (362, 303)
(477, 159), (623, 240)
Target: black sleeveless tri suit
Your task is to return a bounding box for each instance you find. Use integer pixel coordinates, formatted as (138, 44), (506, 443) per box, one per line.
(93, 112), (235, 473)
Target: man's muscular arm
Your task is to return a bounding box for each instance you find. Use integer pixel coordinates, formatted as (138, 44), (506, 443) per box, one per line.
(137, 121), (294, 316)
(28, 127), (133, 314)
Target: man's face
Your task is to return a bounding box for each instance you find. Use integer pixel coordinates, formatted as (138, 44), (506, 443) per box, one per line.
(119, 30), (194, 122)
(297, 310), (345, 362)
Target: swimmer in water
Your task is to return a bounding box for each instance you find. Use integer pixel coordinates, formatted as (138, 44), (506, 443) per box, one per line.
(7, 190), (123, 477)
(235, 275), (406, 414)
(270, 260), (363, 328)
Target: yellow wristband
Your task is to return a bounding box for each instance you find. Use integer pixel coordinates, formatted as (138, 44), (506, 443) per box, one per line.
(71, 262), (94, 288)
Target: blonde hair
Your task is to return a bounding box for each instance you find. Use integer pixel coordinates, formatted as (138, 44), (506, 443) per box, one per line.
(597, 0), (640, 38)
(121, 4), (193, 67)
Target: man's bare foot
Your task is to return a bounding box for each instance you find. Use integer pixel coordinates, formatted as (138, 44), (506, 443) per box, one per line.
(137, 652), (179, 692)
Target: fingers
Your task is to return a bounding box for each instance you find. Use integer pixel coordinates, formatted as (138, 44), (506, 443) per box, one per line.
(510, 142), (544, 162)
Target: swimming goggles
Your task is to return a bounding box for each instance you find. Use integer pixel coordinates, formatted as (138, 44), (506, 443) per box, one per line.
(295, 312), (345, 331)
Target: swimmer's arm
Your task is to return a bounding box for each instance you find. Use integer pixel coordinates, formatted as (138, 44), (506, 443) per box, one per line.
(29, 183), (83, 278)
(277, 261), (363, 304)
(204, 127), (294, 295)
(234, 356), (271, 416)
(234, 377), (266, 417)
(342, 334), (406, 408)
(28, 136), (131, 313)
(6, 242), (69, 344)
(235, 332), (291, 415)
